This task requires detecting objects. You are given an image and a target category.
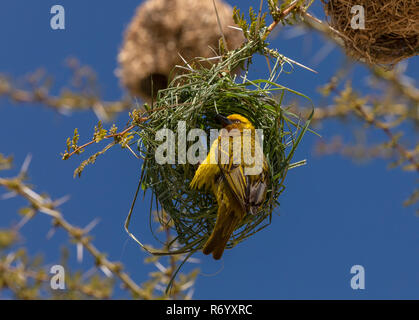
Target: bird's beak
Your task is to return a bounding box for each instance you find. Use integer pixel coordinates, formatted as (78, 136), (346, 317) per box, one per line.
(215, 114), (233, 127)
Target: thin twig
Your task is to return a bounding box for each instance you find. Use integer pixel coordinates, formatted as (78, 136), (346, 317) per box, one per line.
(66, 124), (137, 158)
(263, 0), (300, 41)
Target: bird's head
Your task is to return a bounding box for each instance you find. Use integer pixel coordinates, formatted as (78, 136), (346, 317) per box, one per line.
(215, 114), (255, 131)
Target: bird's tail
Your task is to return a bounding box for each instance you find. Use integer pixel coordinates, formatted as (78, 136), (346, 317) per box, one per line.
(203, 207), (242, 260)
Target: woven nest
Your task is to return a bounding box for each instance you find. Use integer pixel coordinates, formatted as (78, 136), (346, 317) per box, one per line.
(118, 0), (244, 101)
(131, 45), (312, 256)
(322, 0), (419, 65)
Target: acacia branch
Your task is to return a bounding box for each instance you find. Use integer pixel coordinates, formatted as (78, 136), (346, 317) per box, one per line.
(0, 259), (111, 299)
(0, 75), (132, 121)
(353, 103), (419, 172)
(0, 176), (151, 299)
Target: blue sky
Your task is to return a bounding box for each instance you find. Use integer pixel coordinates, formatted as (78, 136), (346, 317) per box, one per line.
(0, 1), (418, 299)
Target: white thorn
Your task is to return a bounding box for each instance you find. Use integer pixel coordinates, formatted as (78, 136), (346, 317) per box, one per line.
(77, 242), (83, 263)
(20, 153), (32, 175)
(185, 288), (195, 300)
(227, 25), (243, 32)
(185, 257), (201, 264)
(53, 195), (71, 207)
(1, 191), (17, 200)
(154, 261), (167, 273)
(84, 218), (100, 233)
(81, 267), (97, 280)
(99, 265), (113, 278)
(46, 227), (56, 239)
(15, 213), (33, 230)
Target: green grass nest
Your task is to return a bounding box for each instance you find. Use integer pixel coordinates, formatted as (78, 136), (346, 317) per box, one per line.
(128, 42), (313, 257)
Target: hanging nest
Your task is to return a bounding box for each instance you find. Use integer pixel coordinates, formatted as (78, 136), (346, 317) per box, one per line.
(117, 0), (244, 101)
(128, 42), (313, 256)
(322, 0), (419, 65)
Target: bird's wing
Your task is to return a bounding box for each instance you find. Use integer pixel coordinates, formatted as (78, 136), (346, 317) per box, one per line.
(246, 171), (268, 215)
(217, 131), (268, 214)
(220, 162), (248, 211)
(216, 132), (247, 211)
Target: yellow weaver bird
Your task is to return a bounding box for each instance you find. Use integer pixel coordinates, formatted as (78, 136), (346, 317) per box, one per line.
(190, 114), (269, 260)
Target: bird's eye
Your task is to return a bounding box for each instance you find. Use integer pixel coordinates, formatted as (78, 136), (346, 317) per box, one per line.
(234, 120), (241, 123)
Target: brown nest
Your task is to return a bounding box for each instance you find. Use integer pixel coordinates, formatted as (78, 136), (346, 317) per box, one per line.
(118, 0), (244, 101)
(322, 0), (419, 65)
